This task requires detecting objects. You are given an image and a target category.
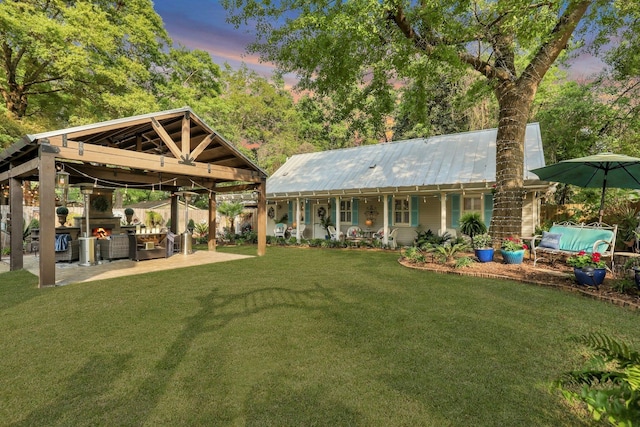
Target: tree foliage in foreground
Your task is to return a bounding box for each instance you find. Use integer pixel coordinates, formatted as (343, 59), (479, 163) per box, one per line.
(557, 333), (640, 426)
(222, 0), (639, 241)
(0, 0), (169, 120)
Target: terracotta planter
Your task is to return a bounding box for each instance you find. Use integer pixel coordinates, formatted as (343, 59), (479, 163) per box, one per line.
(501, 249), (524, 264)
(57, 214), (67, 227)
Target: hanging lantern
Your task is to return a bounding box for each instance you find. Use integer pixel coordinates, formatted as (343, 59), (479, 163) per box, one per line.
(55, 164), (70, 188)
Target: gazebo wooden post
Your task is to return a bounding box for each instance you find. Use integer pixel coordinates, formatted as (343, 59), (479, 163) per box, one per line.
(257, 179), (266, 256)
(170, 193), (179, 234)
(9, 175), (23, 271)
(208, 193), (216, 251)
(38, 149), (56, 287)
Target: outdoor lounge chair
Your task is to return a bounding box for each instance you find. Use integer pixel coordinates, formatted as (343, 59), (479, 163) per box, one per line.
(387, 228), (398, 249)
(327, 226), (342, 241)
(274, 223), (287, 238)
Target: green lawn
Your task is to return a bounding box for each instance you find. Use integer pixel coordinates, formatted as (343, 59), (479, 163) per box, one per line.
(1, 246), (638, 426)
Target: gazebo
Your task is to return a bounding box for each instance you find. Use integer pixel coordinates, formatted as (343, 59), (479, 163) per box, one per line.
(0, 107), (268, 287)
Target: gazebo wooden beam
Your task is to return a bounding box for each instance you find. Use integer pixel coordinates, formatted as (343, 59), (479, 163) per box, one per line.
(69, 164), (196, 188)
(0, 157), (39, 181)
(215, 183), (259, 193)
(151, 118), (182, 160)
(49, 137), (262, 183)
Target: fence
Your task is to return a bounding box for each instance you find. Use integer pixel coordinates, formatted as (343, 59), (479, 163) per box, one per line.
(540, 204), (585, 223)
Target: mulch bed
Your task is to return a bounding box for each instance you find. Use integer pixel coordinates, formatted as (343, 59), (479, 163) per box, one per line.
(399, 251), (640, 311)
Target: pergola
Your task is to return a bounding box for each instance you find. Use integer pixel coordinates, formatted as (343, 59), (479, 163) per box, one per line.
(0, 107), (268, 287)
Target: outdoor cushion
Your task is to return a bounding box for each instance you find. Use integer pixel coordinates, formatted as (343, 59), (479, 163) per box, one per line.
(548, 225), (613, 253)
(539, 231), (562, 250)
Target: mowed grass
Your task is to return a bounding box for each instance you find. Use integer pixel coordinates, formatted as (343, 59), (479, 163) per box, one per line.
(1, 246), (638, 426)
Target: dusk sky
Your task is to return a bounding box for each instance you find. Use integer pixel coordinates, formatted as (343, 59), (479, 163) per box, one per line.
(152, 1), (605, 83)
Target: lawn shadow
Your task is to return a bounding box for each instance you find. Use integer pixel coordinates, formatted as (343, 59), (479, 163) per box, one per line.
(0, 270), (42, 312)
(10, 354), (132, 427)
(117, 283), (341, 424)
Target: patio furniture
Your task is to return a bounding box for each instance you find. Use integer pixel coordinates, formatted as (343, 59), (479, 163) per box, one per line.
(55, 233), (79, 262)
(327, 226), (342, 241)
(530, 221), (617, 271)
(346, 226), (362, 240)
(388, 228), (399, 249)
(97, 234), (130, 261)
(274, 223), (287, 238)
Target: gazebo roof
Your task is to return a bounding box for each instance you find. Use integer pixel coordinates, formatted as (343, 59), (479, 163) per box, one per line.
(0, 107), (267, 189)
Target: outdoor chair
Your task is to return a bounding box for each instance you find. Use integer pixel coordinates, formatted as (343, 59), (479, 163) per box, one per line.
(346, 226), (362, 239)
(274, 223), (287, 238)
(387, 228), (399, 249)
(327, 226), (342, 241)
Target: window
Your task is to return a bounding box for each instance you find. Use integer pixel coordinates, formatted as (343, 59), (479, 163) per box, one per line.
(340, 200), (352, 223)
(463, 196), (482, 213)
(394, 198), (410, 224)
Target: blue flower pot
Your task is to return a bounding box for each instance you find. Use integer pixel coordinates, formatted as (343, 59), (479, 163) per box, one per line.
(474, 248), (494, 263)
(501, 249), (524, 264)
(574, 267), (606, 288)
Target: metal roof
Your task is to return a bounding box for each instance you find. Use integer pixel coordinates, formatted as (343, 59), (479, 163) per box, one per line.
(267, 123), (545, 196)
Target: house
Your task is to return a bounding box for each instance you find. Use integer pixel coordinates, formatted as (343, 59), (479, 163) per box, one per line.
(266, 123), (549, 246)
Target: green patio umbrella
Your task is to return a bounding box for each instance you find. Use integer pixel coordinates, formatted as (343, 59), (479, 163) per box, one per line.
(530, 152), (640, 222)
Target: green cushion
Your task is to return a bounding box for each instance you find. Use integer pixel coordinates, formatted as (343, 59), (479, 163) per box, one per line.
(548, 225), (613, 253)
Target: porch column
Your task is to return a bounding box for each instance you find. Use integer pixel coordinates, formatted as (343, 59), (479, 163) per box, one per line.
(257, 179), (266, 256)
(9, 175), (23, 271)
(334, 197), (341, 241)
(208, 193), (217, 251)
(383, 195), (389, 246)
(440, 193), (447, 235)
(39, 149), (56, 287)
(294, 198), (301, 241)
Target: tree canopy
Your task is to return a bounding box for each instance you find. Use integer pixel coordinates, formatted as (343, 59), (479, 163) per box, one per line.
(222, 0), (637, 240)
(0, 0), (169, 120)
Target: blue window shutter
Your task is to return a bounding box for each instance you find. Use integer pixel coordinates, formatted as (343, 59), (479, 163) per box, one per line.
(352, 199), (359, 225)
(484, 194), (493, 227)
(304, 200), (311, 225)
(410, 196), (419, 227)
(288, 202), (293, 225)
(450, 194), (461, 228)
(388, 196), (393, 226)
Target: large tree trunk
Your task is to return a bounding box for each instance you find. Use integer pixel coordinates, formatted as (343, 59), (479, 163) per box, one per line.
(490, 79), (536, 243)
(1, 83), (28, 118)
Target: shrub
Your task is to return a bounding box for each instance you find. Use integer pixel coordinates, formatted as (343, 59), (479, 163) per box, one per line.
(459, 212), (487, 238)
(56, 206), (69, 215)
(454, 256), (475, 268)
(124, 207), (135, 216)
(425, 241), (469, 264)
(556, 333), (640, 426)
(472, 233), (492, 249)
(402, 246), (425, 263)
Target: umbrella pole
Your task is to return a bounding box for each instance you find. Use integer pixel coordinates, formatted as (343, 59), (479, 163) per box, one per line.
(599, 169), (608, 223)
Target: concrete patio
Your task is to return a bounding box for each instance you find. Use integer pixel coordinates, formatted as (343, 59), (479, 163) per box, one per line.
(0, 250), (253, 286)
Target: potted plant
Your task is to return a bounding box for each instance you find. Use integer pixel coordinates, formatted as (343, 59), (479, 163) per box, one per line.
(459, 212), (487, 239)
(567, 251), (607, 288)
(124, 207), (135, 225)
(472, 233), (494, 262)
(56, 206), (69, 227)
(500, 236), (527, 264)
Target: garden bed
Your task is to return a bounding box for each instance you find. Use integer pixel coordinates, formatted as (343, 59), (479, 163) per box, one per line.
(400, 251), (640, 310)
